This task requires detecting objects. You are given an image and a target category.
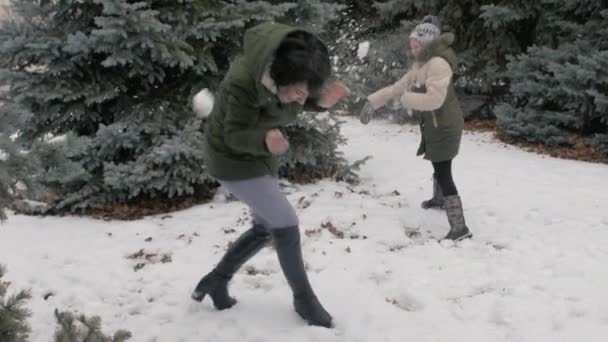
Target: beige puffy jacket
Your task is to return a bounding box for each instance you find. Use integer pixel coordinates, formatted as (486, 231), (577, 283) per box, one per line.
(367, 57), (453, 116)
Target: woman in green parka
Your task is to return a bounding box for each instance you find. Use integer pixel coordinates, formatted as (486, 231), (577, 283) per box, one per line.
(360, 15), (472, 241)
(191, 22), (349, 328)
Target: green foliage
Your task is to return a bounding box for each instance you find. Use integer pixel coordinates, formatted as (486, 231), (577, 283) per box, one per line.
(274, 0), (343, 33)
(0, 0), (355, 215)
(322, 4), (413, 123)
(373, 0), (541, 100)
(0, 265), (132, 342)
(0, 85), (38, 221)
(281, 111), (361, 184)
(496, 2), (608, 153)
(53, 310), (131, 342)
(0, 265), (31, 342)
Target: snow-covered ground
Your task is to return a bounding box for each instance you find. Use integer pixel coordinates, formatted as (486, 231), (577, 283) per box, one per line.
(2, 118), (608, 342)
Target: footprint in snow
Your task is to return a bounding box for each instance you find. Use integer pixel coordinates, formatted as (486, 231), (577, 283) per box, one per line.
(386, 292), (425, 312)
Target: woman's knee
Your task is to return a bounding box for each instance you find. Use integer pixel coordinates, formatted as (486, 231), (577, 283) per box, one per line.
(265, 205), (299, 229)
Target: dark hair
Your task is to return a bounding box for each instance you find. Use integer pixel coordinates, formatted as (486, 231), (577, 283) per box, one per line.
(270, 31), (331, 96)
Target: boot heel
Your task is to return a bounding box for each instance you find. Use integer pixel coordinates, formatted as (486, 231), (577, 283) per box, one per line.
(191, 273), (236, 309)
(453, 229), (473, 241)
(443, 196), (473, 242)
(191, 225), (270, 309)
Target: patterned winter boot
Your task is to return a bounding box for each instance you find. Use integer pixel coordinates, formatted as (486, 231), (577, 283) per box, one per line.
(443, 195), (473, 241)
(421, 174), (445, 210)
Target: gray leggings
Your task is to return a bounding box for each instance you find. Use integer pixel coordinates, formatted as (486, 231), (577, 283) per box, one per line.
(220, 175), (299, 229)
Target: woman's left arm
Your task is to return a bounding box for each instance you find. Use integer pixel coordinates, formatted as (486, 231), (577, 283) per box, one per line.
(400, 57), (452, 111)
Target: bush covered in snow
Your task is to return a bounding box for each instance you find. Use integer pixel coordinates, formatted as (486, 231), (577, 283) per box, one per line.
(495, 1), (608, 153)
(1, 264), (132, 342)
(0, 264), (30, 342)
(0, 0), (355, 216)
(53, 310), (131, 342)
(323, 6), (415, 124)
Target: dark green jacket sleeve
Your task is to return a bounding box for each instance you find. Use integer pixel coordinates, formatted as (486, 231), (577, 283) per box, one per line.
(223, 83), (271, 156)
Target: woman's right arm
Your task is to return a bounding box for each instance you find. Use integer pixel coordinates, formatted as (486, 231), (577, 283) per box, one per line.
(366, 70), (412, 110)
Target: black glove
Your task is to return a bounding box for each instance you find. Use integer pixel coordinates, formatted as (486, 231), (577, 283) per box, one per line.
(359, 101), (375, 125)
(388, 96), (401, 110)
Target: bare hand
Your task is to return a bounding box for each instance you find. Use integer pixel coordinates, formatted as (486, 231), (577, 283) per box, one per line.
(265, 129), (289, 155)
(317, 81), (350, 109)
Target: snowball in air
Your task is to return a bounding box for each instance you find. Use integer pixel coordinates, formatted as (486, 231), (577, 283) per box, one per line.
(357, 41), (370, 60)
(47, 135), (67, 144)
(193, 88), (215, 118)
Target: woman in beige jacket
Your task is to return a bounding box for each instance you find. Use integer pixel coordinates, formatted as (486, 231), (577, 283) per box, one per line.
(360, 16), (472, 241)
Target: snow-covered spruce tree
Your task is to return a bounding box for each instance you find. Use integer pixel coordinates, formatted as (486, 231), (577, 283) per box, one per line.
(0, 265), (31, 342)
(275, 0), (370, 181)
(274, 0), (343, 33)
(0, 82), (38, 221)
(495, 1), (608, 153)
(282, 112), (359, 183)
(316, 3), (414, 124)
(53, 310), (131, 342)
(0, 133), (34, 222)
(1, 0), (356, 215)
(0, 113), (15, 221)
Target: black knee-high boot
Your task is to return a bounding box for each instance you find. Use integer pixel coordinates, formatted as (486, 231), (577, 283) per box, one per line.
(271, 226), (333, 328)
(191, 224), (271, 309)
